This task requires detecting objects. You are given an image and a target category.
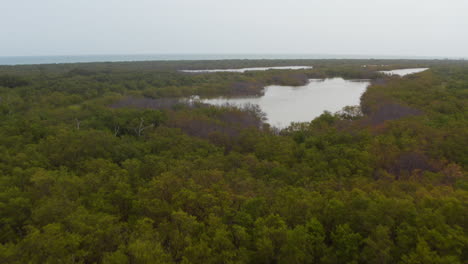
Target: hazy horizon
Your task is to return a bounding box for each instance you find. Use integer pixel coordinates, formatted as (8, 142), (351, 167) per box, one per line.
(2, 0), (468, 58)
(2, 53), (466, 59)
(2, 53), (466, 66)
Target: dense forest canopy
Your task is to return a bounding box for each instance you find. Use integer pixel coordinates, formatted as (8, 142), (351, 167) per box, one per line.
(0, 59), (467, 263)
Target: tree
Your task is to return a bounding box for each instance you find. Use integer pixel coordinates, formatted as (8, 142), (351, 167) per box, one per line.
(400, 238), (461, 264)
(323, 224), (362, 264)
(279, 218), (325, 264)
(361, 225), (394, 264)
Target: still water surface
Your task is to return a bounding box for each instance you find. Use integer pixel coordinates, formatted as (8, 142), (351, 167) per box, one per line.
(181, 66), (313, 73)
(380, 68), (428, 76)
(201, 78), (370, 128)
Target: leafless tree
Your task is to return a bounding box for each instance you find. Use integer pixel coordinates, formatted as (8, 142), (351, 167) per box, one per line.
(134, 118), (154, 137)
(114, 125), (120, 137)
(75, 118), (81, 130)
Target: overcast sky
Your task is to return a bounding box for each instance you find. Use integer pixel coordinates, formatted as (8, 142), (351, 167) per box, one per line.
(2, 0), (468, 57)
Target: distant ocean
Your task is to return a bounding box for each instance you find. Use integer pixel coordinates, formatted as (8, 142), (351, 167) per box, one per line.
(0, 54), (461, 66)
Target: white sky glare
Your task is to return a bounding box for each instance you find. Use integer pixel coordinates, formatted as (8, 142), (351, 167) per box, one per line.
(1, 0), (468, 57)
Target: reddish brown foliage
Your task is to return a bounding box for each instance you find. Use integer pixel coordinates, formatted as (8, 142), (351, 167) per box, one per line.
(389, 152), (435, 179)
(367, 103), (422, 126)
(110, 97), (185, 110)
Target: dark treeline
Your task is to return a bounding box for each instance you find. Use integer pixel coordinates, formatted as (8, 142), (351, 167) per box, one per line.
(0, 59), (467, 263)
(0, 58), (433, 74)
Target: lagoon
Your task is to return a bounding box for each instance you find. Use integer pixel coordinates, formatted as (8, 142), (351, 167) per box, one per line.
(380, 68), (429, 76)
(201, 78), (370, 128)
(180, 66), (313, 73)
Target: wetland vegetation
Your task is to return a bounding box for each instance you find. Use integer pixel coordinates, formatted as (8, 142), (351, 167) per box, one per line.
(0, 59), (466, 263)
